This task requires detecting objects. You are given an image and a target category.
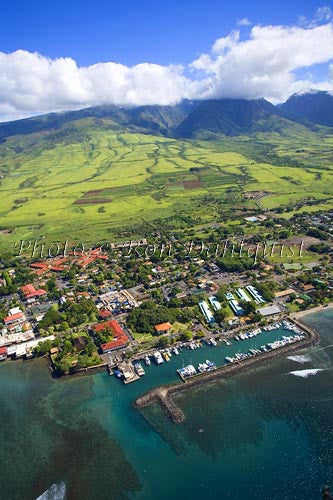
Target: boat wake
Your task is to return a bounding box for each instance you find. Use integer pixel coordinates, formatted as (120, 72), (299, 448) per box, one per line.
(36, 482), (66, 500)
(287, 354), (312, 364)
(288, 369), (324, 378)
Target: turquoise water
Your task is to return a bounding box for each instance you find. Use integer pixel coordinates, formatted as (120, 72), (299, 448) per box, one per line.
(1, 317), (333, 499)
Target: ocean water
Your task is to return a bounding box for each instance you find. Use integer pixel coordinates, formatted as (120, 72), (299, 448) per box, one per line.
(0, 316), (333, 500)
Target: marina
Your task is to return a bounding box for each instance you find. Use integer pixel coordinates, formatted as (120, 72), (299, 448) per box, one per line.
(112, 319), (311, 386)
(135, 318), (318, 424)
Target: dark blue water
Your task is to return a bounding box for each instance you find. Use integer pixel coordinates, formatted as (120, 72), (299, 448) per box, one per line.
(1, 316), (333, 499)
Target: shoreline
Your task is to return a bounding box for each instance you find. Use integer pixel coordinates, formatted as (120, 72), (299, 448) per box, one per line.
(290, 302), (333, 320)
(134, 317), (319, 424)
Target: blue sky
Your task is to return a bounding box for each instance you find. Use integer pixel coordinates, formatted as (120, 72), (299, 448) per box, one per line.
(0, 0), (328, 66)
(0, 1), (332, 121)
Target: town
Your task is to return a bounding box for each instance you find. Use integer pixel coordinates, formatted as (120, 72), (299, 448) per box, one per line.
(1, 209), (332, 382)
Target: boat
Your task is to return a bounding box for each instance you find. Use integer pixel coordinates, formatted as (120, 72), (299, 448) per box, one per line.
(153, 351), (164, 364)
(210, 338), (217, 346)
(172, 347), (180, 355)
(198, 362), (209, 373)
(114, 369), (123, 378)
(144, 355), (151, 366)
(205, 359), (216, 371)
(177, 364), (197, 378)
(162, 351), (170, 362)
(134, 363), (145, 376)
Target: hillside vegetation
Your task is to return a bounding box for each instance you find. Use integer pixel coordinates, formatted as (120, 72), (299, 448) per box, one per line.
(0, 97), (332, 251)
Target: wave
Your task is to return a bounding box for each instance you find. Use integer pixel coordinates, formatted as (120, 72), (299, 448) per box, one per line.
(36, 483), (66, 500)
(287, 354), (312, 364)
(288, 369), (324, 378)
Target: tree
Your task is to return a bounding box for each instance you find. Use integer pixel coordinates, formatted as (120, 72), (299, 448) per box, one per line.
(214, 309), (227, 323)
(180, 331), (192, 342)
(239, 300), (256, 315)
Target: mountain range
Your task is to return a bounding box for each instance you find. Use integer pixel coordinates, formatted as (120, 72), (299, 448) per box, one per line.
(280, 90), (333, 127)
(0, 90), (332, 141)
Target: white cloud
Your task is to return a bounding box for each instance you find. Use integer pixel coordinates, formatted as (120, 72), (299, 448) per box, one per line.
(0, 16), (333, 121)
(0, 51), (203, 121)
(315, 6), (333, 22)
(298, 5), (332, 27)
(237, 17), (251, 26)
(190, 23), (333, 102)
(212, 30), (240, 54)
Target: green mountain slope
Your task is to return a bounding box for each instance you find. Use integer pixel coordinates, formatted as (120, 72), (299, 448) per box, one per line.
(280, 90), (333, 127)
(174, 98), (318, 138)
(0, 102), (196, 141)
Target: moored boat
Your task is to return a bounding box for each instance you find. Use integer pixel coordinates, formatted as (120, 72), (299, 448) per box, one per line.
(153, 351), (164, 364)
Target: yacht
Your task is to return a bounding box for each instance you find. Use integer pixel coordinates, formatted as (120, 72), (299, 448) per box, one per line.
(134, 363), (145, 376)
(153, 351), (164, 364)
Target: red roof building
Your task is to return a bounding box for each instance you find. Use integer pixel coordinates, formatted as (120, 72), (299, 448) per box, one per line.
(154, 322), (172, 333)
(21, 284), (47, 299)
(99, 309), (112, 319)
(4, 312), (24, 325)
(93, 320), (129, 353)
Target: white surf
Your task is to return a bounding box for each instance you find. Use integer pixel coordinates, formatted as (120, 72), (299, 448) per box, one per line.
(287, 354), (312, 364)
(36, 482), (66, 500)
(289, 369), (324, 378)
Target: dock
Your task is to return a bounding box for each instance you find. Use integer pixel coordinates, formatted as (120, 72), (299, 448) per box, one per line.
(117, 361), (140, 384)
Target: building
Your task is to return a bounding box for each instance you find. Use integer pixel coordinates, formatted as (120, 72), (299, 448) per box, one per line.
(3, 311), (25, 326)
(199, 301), (215, 323)
(208, 296), (222, 311)
(301, 284), (316, 293)
(236, 288), (251, 302)
(0, 346), (7, 361)
(20, 284), (47, 300)
(246, 285), (265, 304)
(94, 320), (129, 353)
(229, 300), (244, 316)
(154, 322), (172, 334)
(275, 289), (296, 298)
(99, 309), (112, 320)
(257, 305), (281, 317)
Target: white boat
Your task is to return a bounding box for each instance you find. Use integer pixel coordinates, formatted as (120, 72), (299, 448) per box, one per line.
(210, 338), (217, 346)
(134, 363), (145, 376)
(178, 364), (197, 378)
(144, 355), (151, 366)
(153, 351), (164, 364)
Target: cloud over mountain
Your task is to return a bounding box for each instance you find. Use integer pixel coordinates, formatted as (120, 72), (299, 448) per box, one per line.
(0, 13), (333, 121)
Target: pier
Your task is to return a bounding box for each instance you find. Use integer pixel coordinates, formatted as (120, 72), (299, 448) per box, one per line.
(135, 317), (319, 424)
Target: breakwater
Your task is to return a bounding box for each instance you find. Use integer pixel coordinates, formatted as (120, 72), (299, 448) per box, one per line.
(135, 318), (319, 424)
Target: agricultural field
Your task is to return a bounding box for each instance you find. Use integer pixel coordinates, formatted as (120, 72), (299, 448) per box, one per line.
(0, 121), (333, 252)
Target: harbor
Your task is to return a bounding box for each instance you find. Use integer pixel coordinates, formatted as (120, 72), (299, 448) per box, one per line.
(109, 318), (311, 386)
(135, 317), (319, 423)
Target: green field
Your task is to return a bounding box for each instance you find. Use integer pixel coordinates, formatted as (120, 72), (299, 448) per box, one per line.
(0, 119), (333, 251)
